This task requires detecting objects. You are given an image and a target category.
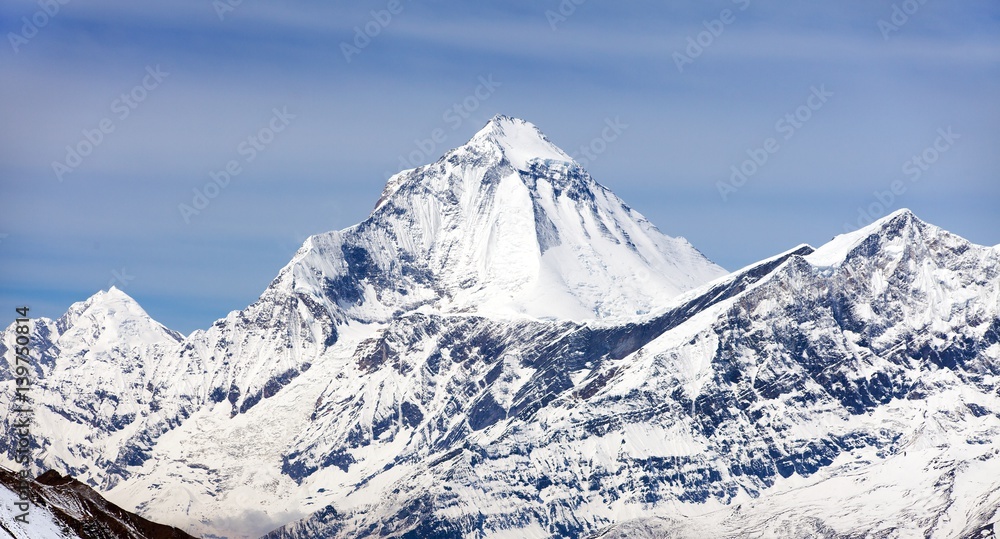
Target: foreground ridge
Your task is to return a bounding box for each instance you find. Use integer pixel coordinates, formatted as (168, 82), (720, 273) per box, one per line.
(0, 467), (196, 539)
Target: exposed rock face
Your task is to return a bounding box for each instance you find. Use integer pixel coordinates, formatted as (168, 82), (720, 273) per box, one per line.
(0, 467), (196, 539)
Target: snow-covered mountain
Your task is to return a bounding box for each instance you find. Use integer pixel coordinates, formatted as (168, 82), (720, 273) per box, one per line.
(1, 116), (998, 538)
(277, 114), (725, 323)
(0, 288), (186, 484)
(259, 209), (1000, 539)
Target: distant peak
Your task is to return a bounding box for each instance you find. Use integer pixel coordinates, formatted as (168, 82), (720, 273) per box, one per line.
(806, 208), (928, 267)
(480, 114), (531, 132)
(58, 287), (184, 341)
(466, 115), (572, 170)
(98, 285), (136, 304)
(70, 286), (148, 320)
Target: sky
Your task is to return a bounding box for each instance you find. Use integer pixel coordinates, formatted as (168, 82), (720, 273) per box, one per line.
(1, 0), (998, 335)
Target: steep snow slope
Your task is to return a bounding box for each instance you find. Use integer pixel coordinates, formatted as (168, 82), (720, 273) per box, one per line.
(278, 114), (725, 324)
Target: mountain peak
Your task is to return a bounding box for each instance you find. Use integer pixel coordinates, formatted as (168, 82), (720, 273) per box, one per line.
(476, 114), (539, 139)
(872, 207), (917, 228)
(57, 287), (182, 344)
(372, 115), (571, 212)
(806, 208), (927, 267)
(103, 284), (133, 301)
(466, 114), (572, 170)
(287, 115), (727, 322)
(75, 285), (142, 314)
(854, 208), (922, 240)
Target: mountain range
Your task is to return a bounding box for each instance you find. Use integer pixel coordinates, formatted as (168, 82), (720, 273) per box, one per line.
(2, 115), (998, 538)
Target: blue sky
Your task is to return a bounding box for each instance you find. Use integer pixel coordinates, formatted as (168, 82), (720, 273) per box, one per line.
(1, 0), (998, 334)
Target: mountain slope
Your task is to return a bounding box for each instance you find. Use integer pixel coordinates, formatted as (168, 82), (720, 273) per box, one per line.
(263, 209), (1000, 538)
